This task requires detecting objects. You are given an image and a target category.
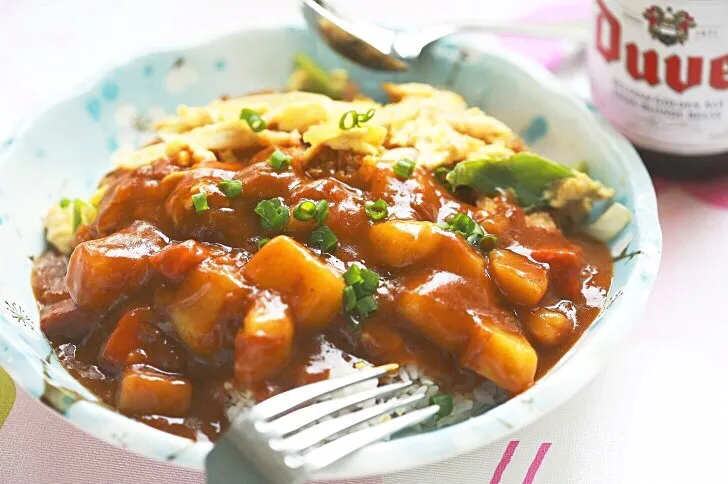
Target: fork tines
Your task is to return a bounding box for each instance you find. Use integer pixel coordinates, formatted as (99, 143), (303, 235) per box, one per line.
(221, 364), (440, 483)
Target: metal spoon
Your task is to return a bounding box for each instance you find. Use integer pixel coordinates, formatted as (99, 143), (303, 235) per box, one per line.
(301, 0), (588, 71)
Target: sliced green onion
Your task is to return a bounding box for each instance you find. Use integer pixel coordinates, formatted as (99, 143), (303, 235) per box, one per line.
(343, 264), (363, 286)
(314, 200), (329, 224)
(240, 108), (266, 132)
(339, 110), (358, 130)
(217, 179), (242, 198)
(364, 199), (388, 221)
(59, 198), (71, 208)
(309, 224), (337, 253)
(339, 108), (377, 130)
(257, 238), (270, 249)
(293, 200), (317, 221)
(434, 167), (452, 189)
(268, 149), (291, 171)
(355, 295), (378, 317)
(191, 192), (209, 213)
(393, 158), (416, 179)
(343, 286), (357, 312)
(440, 212), (497, 252)
(430, 394), (453, 418)
(359, 268), (380, 294)
(479, 234), (498, 252)
(254, 198), (289, 232)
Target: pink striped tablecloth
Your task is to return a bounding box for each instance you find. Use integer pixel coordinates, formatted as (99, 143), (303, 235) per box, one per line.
(2, 1), (728, 483)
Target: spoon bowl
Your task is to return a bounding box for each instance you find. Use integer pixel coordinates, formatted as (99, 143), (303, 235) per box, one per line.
(301, 0), (588, 72)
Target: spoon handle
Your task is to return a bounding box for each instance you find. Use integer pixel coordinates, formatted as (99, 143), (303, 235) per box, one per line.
(454, 21), (588, 43)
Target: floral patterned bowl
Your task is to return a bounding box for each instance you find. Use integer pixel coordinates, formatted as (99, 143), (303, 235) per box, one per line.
(0, 26), (661, 479)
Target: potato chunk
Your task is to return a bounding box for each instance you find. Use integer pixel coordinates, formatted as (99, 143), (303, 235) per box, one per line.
(489, 249), (548, 306)
(234, 294), (294, 384)
(398, 272), (479, 352)
(460, 322), (538, 394)
(65, 221), (168, 311)
(117, 366), (192, 417)
(523, 308), (572, 346)
(368, 221), (440, 267)
(161, 260), (250, 356)
(243, 236), (344, 330)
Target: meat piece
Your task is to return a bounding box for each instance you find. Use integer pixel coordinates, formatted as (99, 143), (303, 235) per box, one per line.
(460, 321), (537, 394)
(65, 222), (168, 311)
(489, 249), (548, 306)
(117, 366), (192, 417)
(159, 260), (251, 357)
(523, 308), (572, 347)
(530, 247), (582, 299)
(31, 252), (69, 305)
(39, 298), (98, 344)
(243, 236), (344, 331)
(100, 307), (185, 372)
(368, 221), (440, 267)
(149, 240), (209, 281)
(234, 294), (294, 384)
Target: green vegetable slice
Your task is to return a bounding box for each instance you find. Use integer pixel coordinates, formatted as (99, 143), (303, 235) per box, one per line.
(309, 224), (338, 253)
(254, 198), (289, 232)
(446, 152), (574, 208)
(293, 200), (317, 221)
(364, 199), (388, 221)
(393, 158), (416, 179)
(240, 108), (266, 132)
(191, 192), (209, 214)
(217, 179), (242, 198)
(430, 394), (453, 418)
(268, 149), (291, 171)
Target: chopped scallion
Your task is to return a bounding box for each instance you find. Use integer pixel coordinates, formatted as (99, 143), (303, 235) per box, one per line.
(434, 167), (452, 189)
(309, 224), (338, 253)
(439, 212), (497, 252)
(338, 108), (376, 130)
(343, 286), (357, 312)
(268, 149), (291, 171)
(393, 158), (416, 179)
(355, 295), (378, 317)
(430, 394), (453, 418)
(257, 238), (270, 250)
(240, 108), (266, 132)
(191, 191), (209, 213)
(59, 198), (71, 208)
(254, 198), (289, 232)
(217, 179), (242, 198)
(364, 199), (388, 221)
(293, 200), (317, 221)
(314, 200), (329, 224)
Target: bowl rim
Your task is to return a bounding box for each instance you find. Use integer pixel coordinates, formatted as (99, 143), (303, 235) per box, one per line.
(0, 24), (662, 480)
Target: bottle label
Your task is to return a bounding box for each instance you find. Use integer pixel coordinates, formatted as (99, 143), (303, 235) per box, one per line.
(589, 0), (728, 156)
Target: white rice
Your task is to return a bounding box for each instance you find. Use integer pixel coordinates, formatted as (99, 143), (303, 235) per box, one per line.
(224, 355), (508, 441)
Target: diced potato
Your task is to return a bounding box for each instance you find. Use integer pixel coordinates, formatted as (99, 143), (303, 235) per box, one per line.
(489, 249), (548, 306)
(368, 221), (441, 267)
(65, 222), (168, 311)
(460, 322), (538, 394)
(243, 236), (344, 330)
(523, 308), (572, 346)
(234, 294), (294, 384)
(397, 272), (475, 352)
(39, 298), (98, 344)
(163, 261), (250, 357)
(435, 231), (486, 279)
(117, 366), (192, 417)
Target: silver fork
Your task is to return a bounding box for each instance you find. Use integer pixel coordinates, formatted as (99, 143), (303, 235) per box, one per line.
(206, 364), (440, 484)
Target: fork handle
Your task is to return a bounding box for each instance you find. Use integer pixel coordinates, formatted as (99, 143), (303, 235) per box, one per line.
(206, 434), (281, 484)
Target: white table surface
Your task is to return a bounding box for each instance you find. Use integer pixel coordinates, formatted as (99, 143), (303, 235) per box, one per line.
(1, 1), (727, 483)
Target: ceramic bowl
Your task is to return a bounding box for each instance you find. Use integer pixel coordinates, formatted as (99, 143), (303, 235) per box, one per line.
(0, 25), (661, 479)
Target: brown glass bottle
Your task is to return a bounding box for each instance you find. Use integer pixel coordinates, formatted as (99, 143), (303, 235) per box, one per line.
(589, 0), (728, 179)
(637, 147), (728, 179)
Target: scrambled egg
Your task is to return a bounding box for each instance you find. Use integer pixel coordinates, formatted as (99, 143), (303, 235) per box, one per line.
(544, 171), (615, 223)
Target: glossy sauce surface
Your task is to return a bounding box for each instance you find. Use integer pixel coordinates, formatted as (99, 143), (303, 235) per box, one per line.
(32, 145), (613, 440)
